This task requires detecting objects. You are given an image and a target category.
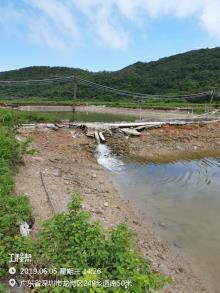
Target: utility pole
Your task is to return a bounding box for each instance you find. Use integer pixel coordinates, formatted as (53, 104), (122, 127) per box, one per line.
(72, 75), (77, 114)
(208, 89), (215, 115)
(209, 89), (215, 105)
(73, 75), (77, 101)
(138, 99), (142, 120)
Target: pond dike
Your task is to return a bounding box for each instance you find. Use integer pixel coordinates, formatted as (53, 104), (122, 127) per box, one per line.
(21, 117), (220, 143)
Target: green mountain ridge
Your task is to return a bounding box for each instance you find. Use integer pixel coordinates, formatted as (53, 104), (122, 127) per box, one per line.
(0, 47), (220, 102)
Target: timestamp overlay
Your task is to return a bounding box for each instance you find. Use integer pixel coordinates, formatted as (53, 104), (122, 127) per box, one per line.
(7, 252), (132, 289)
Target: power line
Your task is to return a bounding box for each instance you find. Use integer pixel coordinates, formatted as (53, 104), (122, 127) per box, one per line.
(0, 74), (212, 99)
(0, 75), (74, 85)
(0, 74), (148, 97)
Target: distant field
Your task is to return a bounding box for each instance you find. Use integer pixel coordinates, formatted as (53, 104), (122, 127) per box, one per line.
(0, 97), (219, 114)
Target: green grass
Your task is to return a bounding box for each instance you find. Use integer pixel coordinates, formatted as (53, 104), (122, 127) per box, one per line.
(0, 109), (170, 292)
(0, 109), (67, 123)
(1, 97), (220, 115)
(0, 109), (137, 123)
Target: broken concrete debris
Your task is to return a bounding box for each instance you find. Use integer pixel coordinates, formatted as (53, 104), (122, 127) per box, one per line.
(20, 222), (31, 237)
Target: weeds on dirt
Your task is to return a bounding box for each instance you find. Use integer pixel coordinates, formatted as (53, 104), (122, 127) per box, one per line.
(34, 191), (170, 292)
(0, 114), (32, 279)
(0, 109), (170, 292)
(0, 108), (54, 124)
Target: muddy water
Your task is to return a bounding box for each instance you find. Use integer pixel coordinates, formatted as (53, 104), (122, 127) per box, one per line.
(96, 145), (220, 293)
(28, 111), (137, 122)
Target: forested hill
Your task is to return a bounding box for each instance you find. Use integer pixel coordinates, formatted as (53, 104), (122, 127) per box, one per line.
(0, 47), (220, 101)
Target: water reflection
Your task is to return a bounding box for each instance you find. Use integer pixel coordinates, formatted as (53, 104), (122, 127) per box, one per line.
(96, 145), (220, 292)
(34, 111), (137, 123)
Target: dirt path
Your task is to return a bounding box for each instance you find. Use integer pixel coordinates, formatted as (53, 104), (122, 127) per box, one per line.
(15, 127), (209, 293)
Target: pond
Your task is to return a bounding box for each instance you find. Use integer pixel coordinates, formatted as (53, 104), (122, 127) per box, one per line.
(96, 144), (220, 293)
(32, 111), (137, 123)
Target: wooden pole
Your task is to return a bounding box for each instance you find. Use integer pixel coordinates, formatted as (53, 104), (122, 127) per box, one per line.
(210, 89), (215, 105)
(99, 132), (106, 143)
(73, 75), (77, 100)
(139, 100), (142, 120)
(208, 89), (215, 114)
(95, 131), (101, 144)
(72, 75), (77, 114)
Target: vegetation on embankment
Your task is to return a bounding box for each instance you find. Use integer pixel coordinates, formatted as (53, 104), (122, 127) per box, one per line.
(0, 110), (33, 291)
(0, 109), (83, 123)
(0, 109), (169, 292)
(1, 47), (220, 107)
(1, 98), (219, 115)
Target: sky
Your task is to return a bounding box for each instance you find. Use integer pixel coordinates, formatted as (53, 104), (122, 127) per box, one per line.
(0, 0), (220, 72)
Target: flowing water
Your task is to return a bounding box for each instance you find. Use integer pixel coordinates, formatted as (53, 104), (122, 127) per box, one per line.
(96, 144), (220, 292)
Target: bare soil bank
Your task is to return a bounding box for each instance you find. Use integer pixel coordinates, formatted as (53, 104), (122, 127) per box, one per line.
(108, 122), (220, 163)
(14, 126), (210, 293)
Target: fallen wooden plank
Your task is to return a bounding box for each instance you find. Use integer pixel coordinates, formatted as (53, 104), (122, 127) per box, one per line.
(20, 118), (220, 130)
(94, 131), (101, 144)
(121, 128), (141, 136)
(108, 122), (164, 128)
(135, 124), (163, 131)
(99, 132), (106, 143)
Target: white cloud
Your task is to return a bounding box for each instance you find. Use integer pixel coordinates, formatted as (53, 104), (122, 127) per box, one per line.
(1, 0), (220, 50)
(73, 0), (220, 45)
(26, 0), (80, 49)
(27, 0), (78, 35)
(28, 17), (68, 49)
(200, 0), (220, 39)
(113, 0), (220, 39)
(94, 8), (128, 50)
(74, 1), (128, 49)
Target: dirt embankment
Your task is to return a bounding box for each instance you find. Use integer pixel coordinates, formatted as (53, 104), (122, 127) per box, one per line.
(108, 122), (220, 163)
(15, 126), (210, 293)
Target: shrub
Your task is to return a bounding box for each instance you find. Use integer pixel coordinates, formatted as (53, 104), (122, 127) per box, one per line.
(29, 192), (168, 292)
(0, 160), (14, 196)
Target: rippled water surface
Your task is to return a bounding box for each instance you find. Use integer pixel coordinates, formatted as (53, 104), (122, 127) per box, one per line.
(96, 145), (220, 292)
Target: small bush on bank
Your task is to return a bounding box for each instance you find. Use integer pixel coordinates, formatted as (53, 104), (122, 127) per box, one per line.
(31, 191), (168, 292)
(0, 161), (13, 196)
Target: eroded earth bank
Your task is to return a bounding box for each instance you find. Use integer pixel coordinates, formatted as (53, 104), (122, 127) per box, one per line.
(15, 122), (220, 293)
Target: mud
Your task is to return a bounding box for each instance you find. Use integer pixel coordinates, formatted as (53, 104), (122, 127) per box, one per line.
(108, 122), (220, 163)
